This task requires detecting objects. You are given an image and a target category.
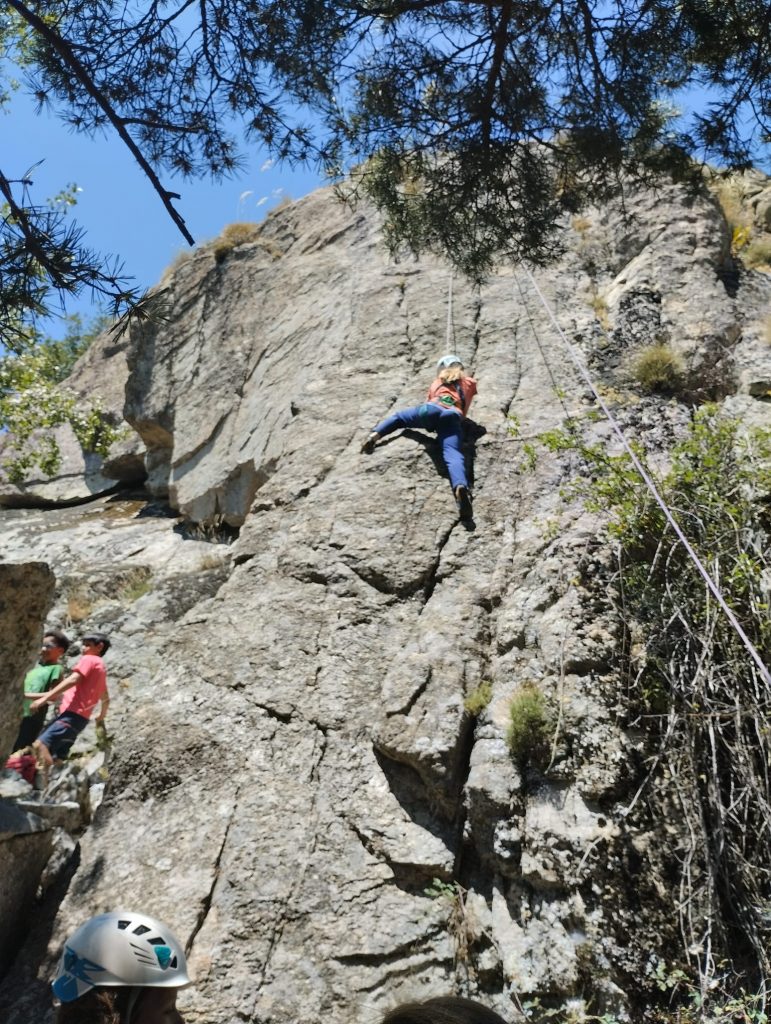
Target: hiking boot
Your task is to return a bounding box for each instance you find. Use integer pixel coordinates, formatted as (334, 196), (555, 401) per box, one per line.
(455, 485), (473, 520)
(361, 431), (380, 454)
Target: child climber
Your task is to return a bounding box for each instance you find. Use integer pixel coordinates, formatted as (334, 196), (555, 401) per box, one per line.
(362, 354), (478, 519)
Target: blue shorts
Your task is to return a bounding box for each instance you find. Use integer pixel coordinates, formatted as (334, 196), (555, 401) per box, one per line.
(37, 711), (89, 760)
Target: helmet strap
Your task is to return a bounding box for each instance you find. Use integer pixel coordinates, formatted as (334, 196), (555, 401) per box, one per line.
(122, 986), (142, 1024)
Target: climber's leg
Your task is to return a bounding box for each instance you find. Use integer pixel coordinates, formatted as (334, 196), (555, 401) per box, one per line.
(362, 404), (442, 452)
(436, 411), (468, 491)
(437, 411), (473, 518)
(374, 403), (439, 437)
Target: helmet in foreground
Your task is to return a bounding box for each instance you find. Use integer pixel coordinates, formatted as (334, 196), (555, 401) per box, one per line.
(437, 353), (463, 371)
(52, 910), (190, 1003)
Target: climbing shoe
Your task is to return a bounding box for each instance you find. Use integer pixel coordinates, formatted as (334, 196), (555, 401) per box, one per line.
(455, 485), (473, 520)
(361, 431), (380, 454)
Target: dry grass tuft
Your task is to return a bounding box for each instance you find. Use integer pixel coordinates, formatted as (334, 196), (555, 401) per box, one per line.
(588, 290), (610, 330)
(744, 236), (771, 271)
(212, 222), (262, 263)
(210, 221), (286, 264)
(632, 343), (684, 393)
(220, 222), (262, 246)
(66, 586), (93, 624)
(711, 176), (750, 234)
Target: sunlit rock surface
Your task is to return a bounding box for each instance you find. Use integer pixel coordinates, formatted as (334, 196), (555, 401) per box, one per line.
(1, 176), (770, 1024)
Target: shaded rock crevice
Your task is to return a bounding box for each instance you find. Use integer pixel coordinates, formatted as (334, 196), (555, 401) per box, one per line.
(332, 928), (450, 968)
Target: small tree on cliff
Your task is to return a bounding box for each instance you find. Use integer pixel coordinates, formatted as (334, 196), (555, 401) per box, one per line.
(0, 313), (121, 482)
(2, 0), (770, 346)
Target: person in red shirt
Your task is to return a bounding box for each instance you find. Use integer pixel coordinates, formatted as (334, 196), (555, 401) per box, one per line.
(361, 354), (478, 519)
(30, 632), (111, 773)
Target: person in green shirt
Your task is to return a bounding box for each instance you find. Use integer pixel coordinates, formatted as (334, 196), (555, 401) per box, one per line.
(12, 629), (70, 752)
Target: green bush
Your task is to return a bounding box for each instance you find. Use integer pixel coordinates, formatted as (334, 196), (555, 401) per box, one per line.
(631, 343), (684, 393)
(507, 682), (553, 765)
(463, 680), (493, 717)
(0, 315), (121, 483)
(540, 405), (771, 990)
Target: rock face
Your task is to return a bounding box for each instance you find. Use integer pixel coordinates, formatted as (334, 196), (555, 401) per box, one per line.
(1, 177), (770, 1024)
(0, 562), (55, 759)
(0, 803), (53, 976)
(0, 563), (55, 981)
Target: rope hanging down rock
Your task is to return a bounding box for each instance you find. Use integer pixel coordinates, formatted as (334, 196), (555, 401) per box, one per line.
(445, 270), (454, 350)
(519, 266), (771, 691)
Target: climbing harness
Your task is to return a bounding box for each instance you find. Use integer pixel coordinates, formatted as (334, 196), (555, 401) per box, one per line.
(432, 378), (466, 413)
(518, 266), (771, 691)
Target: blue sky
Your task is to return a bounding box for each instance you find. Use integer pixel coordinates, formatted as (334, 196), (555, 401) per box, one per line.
(5, 89), (326, 336)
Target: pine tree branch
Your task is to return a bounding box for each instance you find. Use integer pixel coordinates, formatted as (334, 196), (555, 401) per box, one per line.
(6, 0), (195, 246)
(481, 0), (513, 145)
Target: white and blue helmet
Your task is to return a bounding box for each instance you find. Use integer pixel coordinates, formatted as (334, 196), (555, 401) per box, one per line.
(437, 353), (463, 371)
(52, 910), (190, 1003)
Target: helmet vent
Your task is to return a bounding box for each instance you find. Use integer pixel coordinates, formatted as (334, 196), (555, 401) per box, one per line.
(148, 937), (166, 945)
(132, 924), (151, 935)
(129, 942), (157, 965)
(117, 920), (131, 930)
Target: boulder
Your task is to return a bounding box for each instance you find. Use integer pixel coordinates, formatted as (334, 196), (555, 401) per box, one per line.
(0, 562), (55, 760)
(0, 802), (52, 976)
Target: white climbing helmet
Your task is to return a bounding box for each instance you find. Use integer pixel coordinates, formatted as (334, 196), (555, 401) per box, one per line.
(437, 353), (463, 371)
(52, 910), (190, 1003)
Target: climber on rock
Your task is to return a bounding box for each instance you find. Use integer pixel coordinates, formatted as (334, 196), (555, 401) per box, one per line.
(51, 909), (191, 1023)
(361, 353), (478, 520)
(29, 632), (111, 779)
(11, 628), (70, 753)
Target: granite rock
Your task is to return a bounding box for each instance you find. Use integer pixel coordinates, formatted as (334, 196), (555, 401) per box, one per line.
(1, 175), (770, 1023)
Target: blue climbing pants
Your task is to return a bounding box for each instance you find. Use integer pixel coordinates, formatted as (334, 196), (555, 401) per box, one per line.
(373, 403), (467, 490)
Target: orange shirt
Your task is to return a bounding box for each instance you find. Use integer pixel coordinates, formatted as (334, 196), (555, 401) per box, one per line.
(427, 375), (478, 416)
(60, 654), (107, 719)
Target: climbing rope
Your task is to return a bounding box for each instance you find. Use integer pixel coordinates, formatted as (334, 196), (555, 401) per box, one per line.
(514, 272), (572, 421)
(445, 270), (454, 349)
(519, 266), (771, 690)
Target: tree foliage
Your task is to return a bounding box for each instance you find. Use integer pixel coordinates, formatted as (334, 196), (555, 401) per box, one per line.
(1, 0), (770, 342)
(0, 314), (121, 482)
(0, 172), (141, 346)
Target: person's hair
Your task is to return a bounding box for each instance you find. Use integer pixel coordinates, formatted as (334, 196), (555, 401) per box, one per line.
(439, 365), (464, 384)
(45, 629), (71, 651)
(55, 987), (131, 1024)
(81, 632), (111, 654)
(382, 996), (508, 1024)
